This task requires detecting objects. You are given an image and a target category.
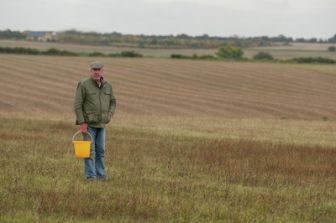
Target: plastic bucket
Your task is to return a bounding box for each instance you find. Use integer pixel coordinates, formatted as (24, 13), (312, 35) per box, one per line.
(72, 131), (93, 158)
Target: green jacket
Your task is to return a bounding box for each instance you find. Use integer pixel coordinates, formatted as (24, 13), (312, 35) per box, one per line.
(74, 77), (116, 128)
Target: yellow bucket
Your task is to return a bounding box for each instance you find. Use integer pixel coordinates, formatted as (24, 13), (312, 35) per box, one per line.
(72, 131), (93, 158)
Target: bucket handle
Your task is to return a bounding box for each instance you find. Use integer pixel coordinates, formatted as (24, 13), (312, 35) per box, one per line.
(72, 131), (93, 142)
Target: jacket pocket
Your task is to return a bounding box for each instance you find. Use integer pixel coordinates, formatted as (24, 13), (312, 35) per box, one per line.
(101, 112), (112, 124)
(85, 112), (98, 123)
(101, 91), (111, 110)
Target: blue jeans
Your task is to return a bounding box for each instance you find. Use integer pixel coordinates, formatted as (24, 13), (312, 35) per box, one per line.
(83, 127), (106, 179)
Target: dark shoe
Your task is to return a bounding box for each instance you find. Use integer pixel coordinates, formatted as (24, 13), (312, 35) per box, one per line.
(86, 176), (96, 181)
(97, 176), (107, 181)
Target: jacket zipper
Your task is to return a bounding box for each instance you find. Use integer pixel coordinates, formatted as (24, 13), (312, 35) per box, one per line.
(99, 89), (102, 121)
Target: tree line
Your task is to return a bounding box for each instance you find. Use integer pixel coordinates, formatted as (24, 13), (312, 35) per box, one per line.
(1, 45), (335, 64)
(0, 47), (143, 58)
(1, 29), (336, 49)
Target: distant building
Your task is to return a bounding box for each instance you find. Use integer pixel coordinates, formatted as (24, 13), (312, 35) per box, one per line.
(26, 31), (58, 42)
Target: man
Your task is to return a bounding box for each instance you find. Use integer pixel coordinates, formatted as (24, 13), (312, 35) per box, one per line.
(74, 61), (116, 181)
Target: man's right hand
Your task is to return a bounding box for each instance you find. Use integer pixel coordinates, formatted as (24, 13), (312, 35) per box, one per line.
(80, 123), (88, 133)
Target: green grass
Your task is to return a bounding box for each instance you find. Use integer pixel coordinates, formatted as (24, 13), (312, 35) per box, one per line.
(0, 118), (335, 222)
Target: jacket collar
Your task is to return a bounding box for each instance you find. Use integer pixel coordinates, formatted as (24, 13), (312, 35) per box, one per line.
(90, 76), (106, 89)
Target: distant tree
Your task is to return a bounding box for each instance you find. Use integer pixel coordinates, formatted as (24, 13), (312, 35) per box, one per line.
(258, 40), (269, 46)
(295, 38), (306, 42)
(197, 34), (209, 39)
(328, 34), (336, 43)
(176, 34), (190, 39)
(151, 37), (158, 45)
(309, 38), (317, 43)
(328, 46), (336, 52)
(253, 52), (274, 60)
(216, 44), (243, 59)
(138, 41), (145, 48)
(274, 34), (293, 42)
(0, 29), (25, 39)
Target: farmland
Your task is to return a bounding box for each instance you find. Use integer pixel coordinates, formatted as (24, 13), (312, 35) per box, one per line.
(1, 39), (336, 59)
(2, 54), (336, 119)
(0, 55), (336, 222)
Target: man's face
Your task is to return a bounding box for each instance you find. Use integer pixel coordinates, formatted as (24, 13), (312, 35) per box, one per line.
(90, 68), (103, 81)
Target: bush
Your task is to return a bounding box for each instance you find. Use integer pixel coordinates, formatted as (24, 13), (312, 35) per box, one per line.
(170, 54), (215, 60)
(216, 44), (243, 59)
(0, 47), (40, 55)
(88, 51), (105, 57)
(328, 46), (336, 52)
(170, 54), (187, 59)
(0, 46), (79, 56)
(107, 53), (120, 57)
(253, 52), (274, 60)
(290, 57), (336, 64)
(43, 48), (78, 56)
(120, 51), (143, 58)
(107, 51), (143, 58)
(43, 48), (60, 55)
(198, 55), (216, 59)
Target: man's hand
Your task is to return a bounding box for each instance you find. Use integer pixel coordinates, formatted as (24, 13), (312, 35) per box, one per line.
(80, 123), (88, 133)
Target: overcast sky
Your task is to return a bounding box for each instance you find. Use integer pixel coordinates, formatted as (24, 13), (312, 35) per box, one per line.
(0, 0), (335, 39)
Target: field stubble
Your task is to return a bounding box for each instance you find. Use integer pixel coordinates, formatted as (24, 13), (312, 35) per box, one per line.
(0, 117), (335, 222)
(0, 55), (336, 222)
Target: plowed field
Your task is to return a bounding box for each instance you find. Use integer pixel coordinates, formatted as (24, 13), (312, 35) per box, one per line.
(1, 55), (336, 121)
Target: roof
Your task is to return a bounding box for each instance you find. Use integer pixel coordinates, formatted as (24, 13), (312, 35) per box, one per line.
(27, 31), (51, 37)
